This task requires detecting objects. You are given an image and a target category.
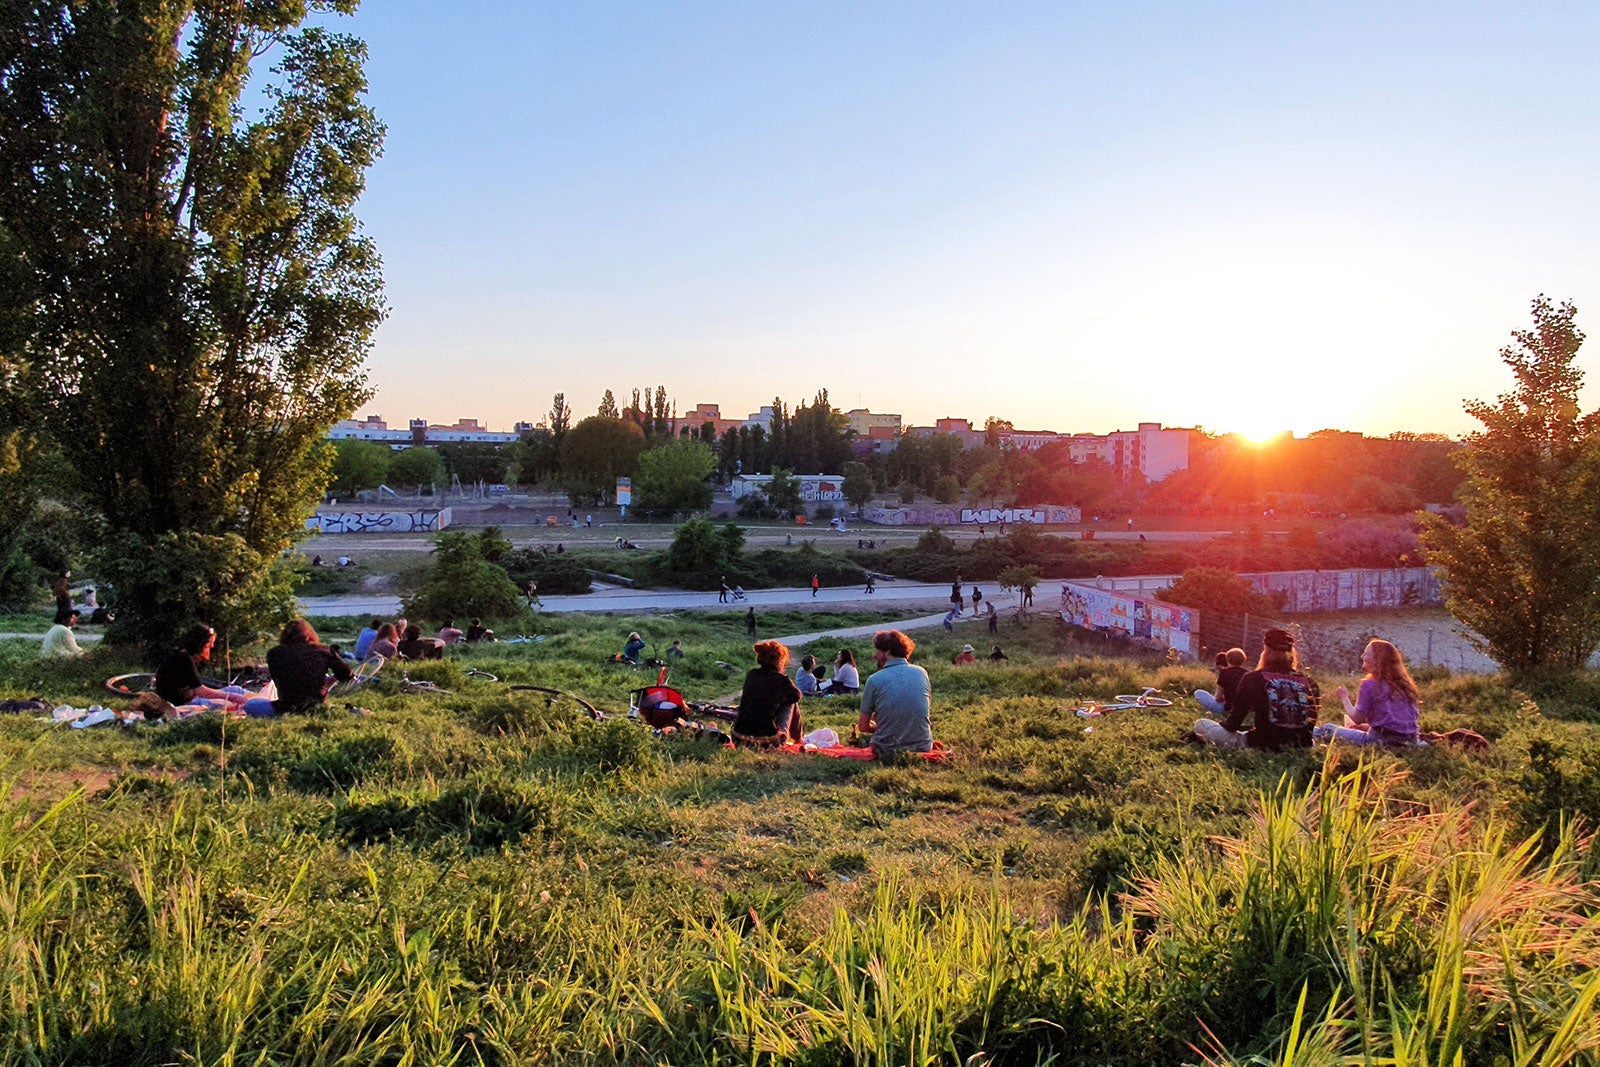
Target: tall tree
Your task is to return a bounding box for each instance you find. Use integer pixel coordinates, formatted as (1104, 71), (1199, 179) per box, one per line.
(547, 392), (572, 442)
(559, 415), (644, 504)
(597, 390), (620, 418)
(1, 1), (385, 644)
(1420, 296), (1600, 675)
(634, 437), (716, 514)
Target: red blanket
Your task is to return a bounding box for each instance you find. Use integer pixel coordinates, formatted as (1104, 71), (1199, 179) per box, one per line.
(778, 740), (951, 761)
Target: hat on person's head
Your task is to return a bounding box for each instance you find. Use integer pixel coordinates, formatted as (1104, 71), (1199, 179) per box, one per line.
(1263, 628), (1295, 652)
(961, 644), (974, 654)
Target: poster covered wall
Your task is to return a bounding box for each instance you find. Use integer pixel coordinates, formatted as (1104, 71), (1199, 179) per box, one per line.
(1059, 580), (1198, 657)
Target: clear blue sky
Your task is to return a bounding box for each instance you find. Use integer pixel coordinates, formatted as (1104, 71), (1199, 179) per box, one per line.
(340, 1), (1600, 439)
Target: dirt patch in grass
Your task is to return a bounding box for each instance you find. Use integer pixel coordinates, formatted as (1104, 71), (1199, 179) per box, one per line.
(9, 764), (191, 804)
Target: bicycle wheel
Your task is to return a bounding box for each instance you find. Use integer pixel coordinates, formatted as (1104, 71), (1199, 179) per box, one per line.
(465, 669), (500, 682)
(1137, 697), (1173, 707)
(107, 673), (156, 696)
(507, 685), (605, 720)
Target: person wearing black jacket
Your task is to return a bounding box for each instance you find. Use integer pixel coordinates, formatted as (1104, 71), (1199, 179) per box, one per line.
(1192, 629), (1319, 749)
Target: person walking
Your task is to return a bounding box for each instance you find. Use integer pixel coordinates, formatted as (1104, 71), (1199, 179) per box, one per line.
(811, 574), (820, 598)
(745, 606), (757, 638)
(526, 580), (542, 610)
(719, 576), (730, 604)
(864, 573), (876, 594)
(949, 576), (964, 616)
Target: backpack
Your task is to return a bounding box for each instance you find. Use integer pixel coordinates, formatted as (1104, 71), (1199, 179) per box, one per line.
(1259, 671), (1319, 730)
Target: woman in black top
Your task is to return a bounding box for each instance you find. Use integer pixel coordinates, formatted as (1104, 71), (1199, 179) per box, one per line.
(154, 624), (247, 709)
(243, 619), (351, 717)
(732, 640), (803, 745)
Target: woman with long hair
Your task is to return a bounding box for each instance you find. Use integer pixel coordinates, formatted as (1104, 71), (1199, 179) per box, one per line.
(731, 640), (803, 746)
(242, 619), (352, 717)
(832, 648), (860, 693)
(1192, 628), (1321, 750)
(370, 623), (400, 659)
(1319, 639), (1420, 745)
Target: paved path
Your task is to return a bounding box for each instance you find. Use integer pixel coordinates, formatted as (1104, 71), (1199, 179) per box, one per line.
(300, 580), (1044, 618)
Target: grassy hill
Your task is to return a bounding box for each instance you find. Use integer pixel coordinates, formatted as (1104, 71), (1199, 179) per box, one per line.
(2, 613), (1598, 1064)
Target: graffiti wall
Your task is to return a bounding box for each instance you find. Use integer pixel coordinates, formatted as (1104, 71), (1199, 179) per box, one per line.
(1059, 580), (1199, 658)
(863, 504), (1082, 526)
(1246, 567), (1440, 612)
(305, 508), (453, 534)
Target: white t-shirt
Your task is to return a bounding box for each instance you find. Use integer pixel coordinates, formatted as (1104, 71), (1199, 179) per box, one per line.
(834, 662), (860, 689)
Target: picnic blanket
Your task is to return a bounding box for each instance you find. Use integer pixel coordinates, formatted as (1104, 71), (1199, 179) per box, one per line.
(775, 739), (951, 761)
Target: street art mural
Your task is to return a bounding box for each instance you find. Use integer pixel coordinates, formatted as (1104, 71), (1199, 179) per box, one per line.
(1246, 567), (1440, 612)
(1059, 580), (1198, 658)
(863, 504), (1081, 526)
(305, 508), (453, 534)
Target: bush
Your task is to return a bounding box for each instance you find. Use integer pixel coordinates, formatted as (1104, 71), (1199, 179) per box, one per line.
(499, 549), (592, 595)
(404, 529), (525, 624)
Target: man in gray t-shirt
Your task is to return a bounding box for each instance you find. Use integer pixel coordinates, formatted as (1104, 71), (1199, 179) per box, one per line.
(857, 629), (933, 755)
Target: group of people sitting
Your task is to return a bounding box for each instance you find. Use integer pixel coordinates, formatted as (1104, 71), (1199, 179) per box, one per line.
(153, 620), (351, 718)
(731, 630), (934, 757)
(352, 616), (494, 661)
(1190, 629), (1421, 749)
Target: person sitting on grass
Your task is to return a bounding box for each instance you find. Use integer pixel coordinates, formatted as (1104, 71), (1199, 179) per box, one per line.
(354, 617), (381, 660)
(241, 620), (352, 718)
(831, 648), (861, 693)
(438, 619), (465, 644)
(988, 645), (1009, 663)
(464, 618), (492, 642)
(857, 630), (933, 757)
(1190, 628), (1319, 750)
(732, 639), (803, 746)
(1314, 639), (1421, 746)
(952, 644), (977, 665)
(398, 623), (445, 660)
(41, 610), (85, 658)
(621, 631), (645, 665)
(795, 654), (820, 695)
(369, 623), (399, 659)
(155, 624), (249, 709)
(1194, 647), (1248, 717)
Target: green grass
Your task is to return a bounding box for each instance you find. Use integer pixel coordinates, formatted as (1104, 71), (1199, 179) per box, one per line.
(2, 613), (1599, 1064)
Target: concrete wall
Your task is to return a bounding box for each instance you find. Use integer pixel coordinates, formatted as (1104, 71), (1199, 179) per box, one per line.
(305, 507), (453, 534)
(863, 504), (1081, 526)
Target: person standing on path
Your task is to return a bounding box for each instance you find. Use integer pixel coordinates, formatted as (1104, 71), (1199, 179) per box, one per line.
(971, 586), (982, 613)
(950, 576), (964, 616)
(719, 577), (730, 604)
(745, 606), (757, 638)
(987, 602), (998, 634)
(864, 573), (876, 594)
(811, 574), (820, 598)
(526, 580), (542, 610)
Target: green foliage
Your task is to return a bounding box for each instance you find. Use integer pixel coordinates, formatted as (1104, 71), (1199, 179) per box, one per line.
(665, 518), (745, 582)
(633, 437), (716, 514)
(560, 416), (645, 504)
(1420, 296), (1600, 675)
(499, 549), (593, 595)
(328, 440), (392, 497)
(764, 468), (803, 515)
(404, 530), (525, 624)
(842, 461), (875, 511)
(3, 5), (385, 648)
(97, 530), (298, 650)
(387, 446), (446, 489)
(1158, 566), (1286, 616)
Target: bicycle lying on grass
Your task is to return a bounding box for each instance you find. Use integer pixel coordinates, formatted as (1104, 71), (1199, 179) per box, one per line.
(1064, 686), (1174, 718)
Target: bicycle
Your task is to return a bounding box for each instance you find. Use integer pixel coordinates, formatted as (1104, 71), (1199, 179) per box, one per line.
(1064, 687), (1174, 718)
(397, 671), (452, 695)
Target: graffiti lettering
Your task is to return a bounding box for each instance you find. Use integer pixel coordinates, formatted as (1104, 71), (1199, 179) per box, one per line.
(305, 508), (453, 534)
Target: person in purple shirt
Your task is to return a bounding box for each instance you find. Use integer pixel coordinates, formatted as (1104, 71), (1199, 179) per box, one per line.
(1316, 639), (1421, 745)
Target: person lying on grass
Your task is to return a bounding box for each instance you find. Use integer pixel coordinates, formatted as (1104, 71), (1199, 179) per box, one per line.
(732, 640), (803, 746)
(856, 630), (934, 757)
(240, 620), (352, 718)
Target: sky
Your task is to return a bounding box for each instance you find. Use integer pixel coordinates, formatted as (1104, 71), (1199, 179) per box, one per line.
(335, 1), (1600, 440)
